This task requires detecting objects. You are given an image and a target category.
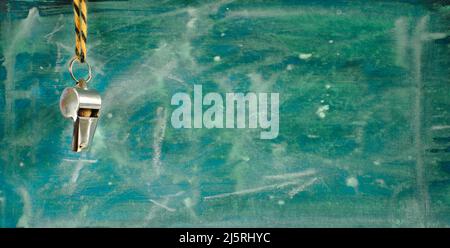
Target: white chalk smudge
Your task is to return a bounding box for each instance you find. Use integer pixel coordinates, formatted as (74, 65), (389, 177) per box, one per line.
(346, 176), (359, 189)
(186, 8), (198, 29)
(17, 187), (32, 227)
(44, 14), (64, 43)
(71, 161), (85, 184)
(316, 105), (329, 118)
(299, 53), (312, 60)
(152, 107), (167, 176)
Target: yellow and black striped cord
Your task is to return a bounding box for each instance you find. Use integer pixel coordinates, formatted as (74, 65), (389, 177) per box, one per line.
(73, 0), (87, 63)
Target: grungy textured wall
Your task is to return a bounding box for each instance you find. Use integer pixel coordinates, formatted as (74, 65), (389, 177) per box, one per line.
(0, 0), (450, 227)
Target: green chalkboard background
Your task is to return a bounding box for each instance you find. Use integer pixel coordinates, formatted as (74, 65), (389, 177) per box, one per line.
(1, 0), (450, 227)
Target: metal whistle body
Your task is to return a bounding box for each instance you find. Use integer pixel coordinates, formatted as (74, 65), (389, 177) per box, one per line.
(60, 80), (101, 152)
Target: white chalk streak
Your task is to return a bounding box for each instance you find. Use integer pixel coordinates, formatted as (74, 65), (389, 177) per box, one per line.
(204, 181), (301, 200)
(264, 169), (316, 180)
(149, 199), (176, 212)
(63, 159), (97, 163)
(152, 107), (167, 176)
(288, 177), (318, 198)
(431, 125), (450, 130)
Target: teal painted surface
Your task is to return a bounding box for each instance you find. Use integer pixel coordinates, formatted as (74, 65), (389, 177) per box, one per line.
(1, 0), (450, 227)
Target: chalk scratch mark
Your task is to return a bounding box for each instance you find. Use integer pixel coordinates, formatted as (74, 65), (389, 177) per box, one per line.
(264, 169), (316, 180)
(204, 181), (302, 200)
(288, 177), (318, 198)
(149, 199), (176, 212)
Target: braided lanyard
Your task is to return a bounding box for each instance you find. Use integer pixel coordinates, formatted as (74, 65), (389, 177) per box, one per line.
(59, 0), (102, 152)
(69, 0), (91, 83)
(73, 0), (87, 63)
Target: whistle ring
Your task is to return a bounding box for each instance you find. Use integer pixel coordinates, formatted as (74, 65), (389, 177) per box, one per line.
(69, 56), (92, 83)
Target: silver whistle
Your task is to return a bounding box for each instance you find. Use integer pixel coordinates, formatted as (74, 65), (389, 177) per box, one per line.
(60, 80), (101, 152)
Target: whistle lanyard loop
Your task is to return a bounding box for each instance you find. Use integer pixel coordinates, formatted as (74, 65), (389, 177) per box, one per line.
(70, 0), (91, 84)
